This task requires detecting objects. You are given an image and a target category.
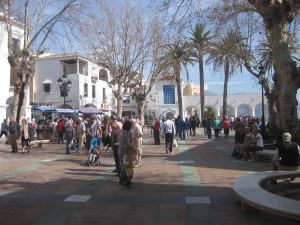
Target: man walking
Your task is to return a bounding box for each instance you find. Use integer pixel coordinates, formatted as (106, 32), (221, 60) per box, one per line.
(76, 117), (86, 155)
(163, 116), (176, 154)
(8, 117), (20, 153)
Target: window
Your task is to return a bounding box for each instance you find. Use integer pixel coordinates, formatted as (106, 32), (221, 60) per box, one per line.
(103, 88), (107, 100)
(92, 85), (96, 98)
(44, 84), (51, 93)
(84, 83), (88, 97)
(12, 38), (20, 52)
(99, 69), (108, 81)
(123, 96), (130, 104)
(163, 85), (175, 104)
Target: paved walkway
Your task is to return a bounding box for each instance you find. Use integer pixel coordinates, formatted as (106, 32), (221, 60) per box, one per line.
(0, 129), (299, 225)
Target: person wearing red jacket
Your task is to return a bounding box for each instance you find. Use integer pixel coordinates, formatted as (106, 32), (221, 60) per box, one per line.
(56, 118), (65, 144)
(153, 117), (161, 145)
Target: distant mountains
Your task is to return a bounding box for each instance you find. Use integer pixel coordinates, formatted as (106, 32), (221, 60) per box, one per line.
(204, 91), (258, 95)
(204, 90), (219, 95)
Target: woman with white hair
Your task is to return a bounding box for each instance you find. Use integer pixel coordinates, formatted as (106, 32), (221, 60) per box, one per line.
(272, 132), (300, 171)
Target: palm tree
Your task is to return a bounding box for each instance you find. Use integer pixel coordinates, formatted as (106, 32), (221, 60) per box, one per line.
(188, 23), (213, 122)
(206, 31), (244, 118)
(162, 40), (196, 117)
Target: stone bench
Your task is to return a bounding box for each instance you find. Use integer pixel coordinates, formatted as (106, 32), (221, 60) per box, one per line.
(233, 171), (300, 221)
(255, 149), (275, 161)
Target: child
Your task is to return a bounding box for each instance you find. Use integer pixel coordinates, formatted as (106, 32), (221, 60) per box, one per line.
(122, 144), (136, 188)
(87, 145), (101, 166)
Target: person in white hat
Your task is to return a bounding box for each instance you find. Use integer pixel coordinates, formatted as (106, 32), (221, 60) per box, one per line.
(272, 132), (300, 171)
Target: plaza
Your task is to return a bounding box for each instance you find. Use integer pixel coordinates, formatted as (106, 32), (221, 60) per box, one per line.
(0, 129), (298, 225)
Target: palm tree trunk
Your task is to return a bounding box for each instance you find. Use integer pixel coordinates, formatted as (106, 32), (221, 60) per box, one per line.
(198, 56), (205, 121)
(222, 59), (229, 118)
(175, 66), (183, 117)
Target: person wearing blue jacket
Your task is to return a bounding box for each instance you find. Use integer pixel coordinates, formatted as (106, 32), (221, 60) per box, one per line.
(213, 117), (221, 139)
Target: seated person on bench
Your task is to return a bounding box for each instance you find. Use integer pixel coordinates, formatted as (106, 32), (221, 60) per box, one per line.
(242, 126), (263, 161)
(272, 132), (300, 171)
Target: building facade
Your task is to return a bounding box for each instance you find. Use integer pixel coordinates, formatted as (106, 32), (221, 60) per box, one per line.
(0, 13), (32, 123)
(33, 52), (115, 115)
(146, 80), (268, 120)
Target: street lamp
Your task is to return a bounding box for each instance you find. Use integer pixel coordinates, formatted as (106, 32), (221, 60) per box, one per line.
(57, 72), (72, 108)
(259, 65), (265, 136)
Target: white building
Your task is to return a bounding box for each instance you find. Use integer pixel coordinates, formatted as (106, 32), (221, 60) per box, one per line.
(145, 79), (268, 120)
(32, 52), (115, 115)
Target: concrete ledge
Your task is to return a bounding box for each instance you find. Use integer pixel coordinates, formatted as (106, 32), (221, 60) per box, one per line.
(255, 149), (275, 161)
(233, 171), (300, 221)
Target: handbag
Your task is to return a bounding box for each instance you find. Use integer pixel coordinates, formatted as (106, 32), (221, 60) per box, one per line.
(173, 138), (178, 148)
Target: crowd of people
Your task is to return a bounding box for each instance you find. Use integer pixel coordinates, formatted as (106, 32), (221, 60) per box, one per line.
(1, 113), (299, 189)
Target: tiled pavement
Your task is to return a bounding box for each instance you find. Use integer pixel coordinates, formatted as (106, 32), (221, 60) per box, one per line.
(0, 129), (299, 225)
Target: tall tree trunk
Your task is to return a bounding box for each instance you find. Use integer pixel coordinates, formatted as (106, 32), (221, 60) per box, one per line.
(198, 55), (205, 121)
(14, 82), (29, 123)
(116, 83), (123, 118)
(269, 23), (299, 133)
(265, 91), (277, 139)
(248, 1), (300, 135)
(136, 100), (145, 127)
(12, 57), (35, 123)
(222, 60), (229, 118)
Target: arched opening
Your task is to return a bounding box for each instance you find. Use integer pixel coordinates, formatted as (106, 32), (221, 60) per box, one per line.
(204, 106), (215, 118)
(166, 112), (174, 119)
(184, 105), (199, 117)
(255, 104), (263, 117)
(220, 105), (234, 118)
(6, 96), (14, 118)
(237, 104), (252, 116)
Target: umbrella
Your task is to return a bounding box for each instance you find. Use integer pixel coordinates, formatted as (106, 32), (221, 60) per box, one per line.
(35, 106), (56, 112)
(78, 107), (103, 114)
(56, 108), (78, 114)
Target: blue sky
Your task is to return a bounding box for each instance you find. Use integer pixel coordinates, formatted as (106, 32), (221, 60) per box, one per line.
(183, 64), (262, 94)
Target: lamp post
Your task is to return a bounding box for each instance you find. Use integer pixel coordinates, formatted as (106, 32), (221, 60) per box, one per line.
(259, 65), (265, 136)
(57, 73), (72, 109)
